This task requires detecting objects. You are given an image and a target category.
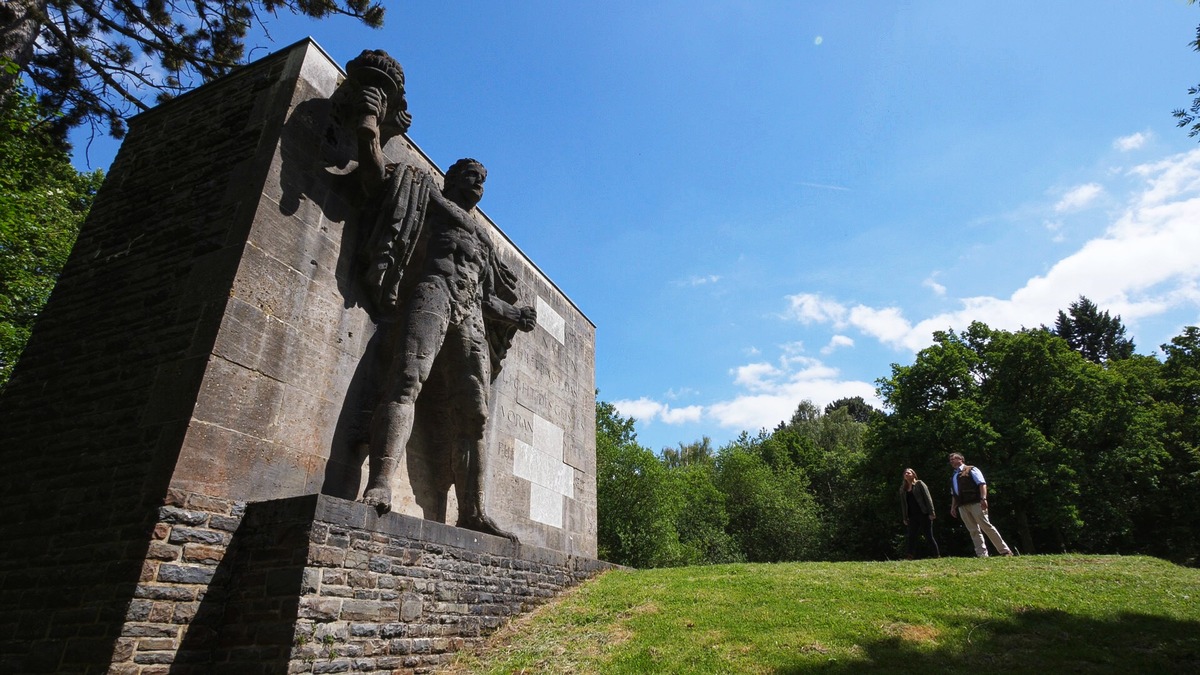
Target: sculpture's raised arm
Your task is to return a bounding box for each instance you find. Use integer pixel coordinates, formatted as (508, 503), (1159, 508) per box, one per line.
(330, 49), (410, 196)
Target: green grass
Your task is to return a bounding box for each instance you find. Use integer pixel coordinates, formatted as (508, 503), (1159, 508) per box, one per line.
(449, 555), (1200, 674)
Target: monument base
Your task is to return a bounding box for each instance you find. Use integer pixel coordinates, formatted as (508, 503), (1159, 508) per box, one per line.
(109, 492), (615, 674)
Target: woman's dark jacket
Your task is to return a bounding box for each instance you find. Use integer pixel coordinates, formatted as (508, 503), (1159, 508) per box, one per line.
(900, 480), (935, 520)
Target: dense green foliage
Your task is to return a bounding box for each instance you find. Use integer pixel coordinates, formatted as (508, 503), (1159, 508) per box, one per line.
(597, 298), (1200, 567)
(454, 555), (1200, 674)
(596, 396), (870, 567)
(0, 84), (102, 390)
(1052, 295), (1135, 362)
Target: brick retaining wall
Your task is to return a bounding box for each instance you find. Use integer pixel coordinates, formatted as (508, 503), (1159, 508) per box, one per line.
(0, 46), (301, 674)
(107, 493), (614, 674)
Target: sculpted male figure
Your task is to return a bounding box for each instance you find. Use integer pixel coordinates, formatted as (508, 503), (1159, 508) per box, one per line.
(360, 158), (535, 538)
(344, 66), (536, 539)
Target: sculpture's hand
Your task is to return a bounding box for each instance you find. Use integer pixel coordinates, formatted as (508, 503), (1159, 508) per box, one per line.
(422, 171), (453, 212)
(357, 85), (386, 119)
(516, 305), (537, 332)
(418, 169), (439, 194)
(352, 87), (389, 190)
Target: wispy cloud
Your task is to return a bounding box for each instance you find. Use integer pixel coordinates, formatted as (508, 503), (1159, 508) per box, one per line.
(1114, 132), (1149, 152)
(613, 397), (704, 426)
(785, 293), (848, 325)
(820, 335), (854, 355)
(782, 148), (1200, 352)
(1054, 183), (1104, 212)
(733, 362), (783, 391)
(923, 276), (946, 296)
(620, 347), (878, 435)
(1044, 219), (1066, 243)
(678, 274), (722, 287)
(707, 355), (876, 432)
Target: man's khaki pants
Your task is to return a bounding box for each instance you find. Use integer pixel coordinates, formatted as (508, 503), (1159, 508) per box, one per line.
(958, 502), (1012, 557)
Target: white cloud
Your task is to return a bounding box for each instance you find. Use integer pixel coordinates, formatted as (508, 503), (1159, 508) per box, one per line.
(623, 148), (1200, 445)
(780, 340), (806, 355)
(1054, 183), (1104, 213)
(923, 276), (946, 296)
(798, 180), (848, 191)
(661, 405), (704, 424)
(708, 378), (878, 432)
(682, 274), (721, 286)
(1114, 132), (1148, 152)
(785, 293), (848, 325)
(709, 348), (877, 431)
(612, 397), (665, 421)
(1044, 219), (1066, 243)
(612, 397), (703, 425)
(733, 362), (782, 391)
(847, 305), (914, 348)
(621, 349), (879, 434)
(820, 335), (854, 355)
(783, 148), (1200, 353)
(1130, 151), (1200, 208)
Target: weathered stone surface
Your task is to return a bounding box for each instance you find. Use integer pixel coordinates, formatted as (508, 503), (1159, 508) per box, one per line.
(157, 564), (217, 585)
(167, 527), (227, 546)
(160, 41), (596, 555)
(0, 38), (600, 675)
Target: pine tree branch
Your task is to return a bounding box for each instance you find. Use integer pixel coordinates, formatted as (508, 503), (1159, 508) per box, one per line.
(40, 17), (150, 114)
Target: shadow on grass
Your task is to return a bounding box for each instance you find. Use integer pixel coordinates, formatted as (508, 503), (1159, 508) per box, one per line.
(779, 609), (1200, 674)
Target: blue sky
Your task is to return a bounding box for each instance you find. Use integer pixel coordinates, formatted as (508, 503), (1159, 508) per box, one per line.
(72, 2), (1200, 453)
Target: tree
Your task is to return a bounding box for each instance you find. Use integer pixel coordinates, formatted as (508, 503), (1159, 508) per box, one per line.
(823, 395), (877, 423)
(714, 444), (822, 563)
(873, 321), (1183, 559)
(1154, 329), (1200, 564)
(0, 0), (384, 139)
(0, 83), (102, 389)
(595, 399), (685, 567)
(1052, 295), (1135, 363)
(668, 462), (741, 565)
(661, 436), (715, 469)
(1175, 0), (1200, 139)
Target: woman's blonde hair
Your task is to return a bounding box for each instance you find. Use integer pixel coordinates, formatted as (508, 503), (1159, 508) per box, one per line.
(899, 467), (919, 493)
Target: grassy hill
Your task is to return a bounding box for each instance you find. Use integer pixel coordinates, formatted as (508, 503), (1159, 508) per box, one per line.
(449, 555), (1200, 674)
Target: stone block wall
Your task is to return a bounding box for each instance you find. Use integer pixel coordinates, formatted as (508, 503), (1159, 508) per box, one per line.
(0, 44), (307, 675)
(0, 38), (600, 673)
(107, 493), (615, 674)
(156, 39), (598, 555)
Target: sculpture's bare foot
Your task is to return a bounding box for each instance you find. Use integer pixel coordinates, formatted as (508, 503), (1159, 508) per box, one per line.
(461, 513), (517, 542)
(361, 487), (392, 514)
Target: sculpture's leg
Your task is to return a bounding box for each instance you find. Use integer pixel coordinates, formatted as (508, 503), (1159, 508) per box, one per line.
(361, 400), (416, 512)
(362, 280), (452, 513)
(453, 435), (516, 541)
(451, 321), (516, 540)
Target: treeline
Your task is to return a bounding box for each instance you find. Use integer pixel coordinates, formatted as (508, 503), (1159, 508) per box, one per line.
(597, 298), (1200, 567)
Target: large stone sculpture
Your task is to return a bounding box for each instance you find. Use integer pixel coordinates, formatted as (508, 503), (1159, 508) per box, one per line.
(336, 50), (537, 539)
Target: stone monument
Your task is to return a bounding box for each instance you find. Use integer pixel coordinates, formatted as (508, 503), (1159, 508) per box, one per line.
(0, 40), (605, 674)
(330, 51), (540, 539)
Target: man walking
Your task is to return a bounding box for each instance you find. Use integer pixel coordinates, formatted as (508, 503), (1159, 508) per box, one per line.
(948, 453), (1014, 557)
